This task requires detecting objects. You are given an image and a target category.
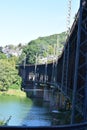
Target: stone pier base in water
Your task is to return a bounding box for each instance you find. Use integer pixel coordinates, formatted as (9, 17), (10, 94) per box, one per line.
(26, 84), (67, 112)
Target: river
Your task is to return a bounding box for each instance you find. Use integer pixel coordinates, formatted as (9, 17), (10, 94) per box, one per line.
(0, 95), (55, 126)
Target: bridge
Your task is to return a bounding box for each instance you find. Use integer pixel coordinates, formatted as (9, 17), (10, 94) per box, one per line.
(18, 0), (87, 129)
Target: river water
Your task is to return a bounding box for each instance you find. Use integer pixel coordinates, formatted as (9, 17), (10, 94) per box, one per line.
(0, 95), (54, 126)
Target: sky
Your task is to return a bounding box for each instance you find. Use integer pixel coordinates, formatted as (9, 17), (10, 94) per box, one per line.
(0, 0), (80, 47)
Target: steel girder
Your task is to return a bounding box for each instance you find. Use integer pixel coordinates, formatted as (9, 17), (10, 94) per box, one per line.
(71, 0), (87, 123)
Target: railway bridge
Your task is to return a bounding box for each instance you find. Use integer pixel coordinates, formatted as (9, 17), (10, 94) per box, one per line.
(19, 0), (87, 127)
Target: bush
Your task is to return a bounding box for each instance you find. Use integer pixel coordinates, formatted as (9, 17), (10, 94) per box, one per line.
(0, 59), (22, 91)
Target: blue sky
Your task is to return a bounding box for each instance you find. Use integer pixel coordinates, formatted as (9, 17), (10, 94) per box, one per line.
(0, 0), (80, 46)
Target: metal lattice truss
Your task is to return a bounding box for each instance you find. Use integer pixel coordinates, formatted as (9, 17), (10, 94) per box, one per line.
(71, 0), (87, 123)
(60, 0), (87, 123)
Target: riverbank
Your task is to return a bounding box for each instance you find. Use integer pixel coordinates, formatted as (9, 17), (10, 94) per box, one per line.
(0, 89), (26, 97)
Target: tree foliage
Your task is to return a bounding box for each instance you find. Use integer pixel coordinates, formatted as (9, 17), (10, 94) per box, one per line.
(20, 32), (66, 64)
(0, 59), (21, 91)
(0, 52), (7, 59)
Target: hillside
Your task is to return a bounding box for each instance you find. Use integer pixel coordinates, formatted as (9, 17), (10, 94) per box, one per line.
(20, 32), (66, 64)
(29, 32), (66, 45)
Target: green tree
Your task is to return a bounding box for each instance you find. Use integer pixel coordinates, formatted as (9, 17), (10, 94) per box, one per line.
(20, 32), (66, 64)
(0, 52), (7, 59)
(8, 56), (18, 67)
(0, 59), (21, 91)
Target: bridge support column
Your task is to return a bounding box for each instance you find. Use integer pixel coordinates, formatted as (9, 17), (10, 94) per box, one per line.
(84, 53), (87, 121)
(33, 84), (37, 97)
(43, 87), (50, 102)
(44, 61), (47, 83)
(71, 0), (83, 124)
(50, 89), (60, 111)
(34, 54), (37, 97)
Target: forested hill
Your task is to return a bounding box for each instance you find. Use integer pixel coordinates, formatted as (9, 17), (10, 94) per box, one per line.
(20, 32), (66, 64)
(29, 32), (66, 46)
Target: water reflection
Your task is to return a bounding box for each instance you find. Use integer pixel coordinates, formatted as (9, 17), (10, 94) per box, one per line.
(22, 99), (52, 126)
(0, 95), (53, 126)
(0, 95), (32, 126)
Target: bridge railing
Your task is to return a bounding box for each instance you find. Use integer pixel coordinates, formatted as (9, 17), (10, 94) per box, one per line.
(0, 122), (87, 130)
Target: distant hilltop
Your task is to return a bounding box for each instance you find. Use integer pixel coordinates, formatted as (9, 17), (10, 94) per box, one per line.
(22, 31), (66, 64)
(0, 32), (66, 64)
